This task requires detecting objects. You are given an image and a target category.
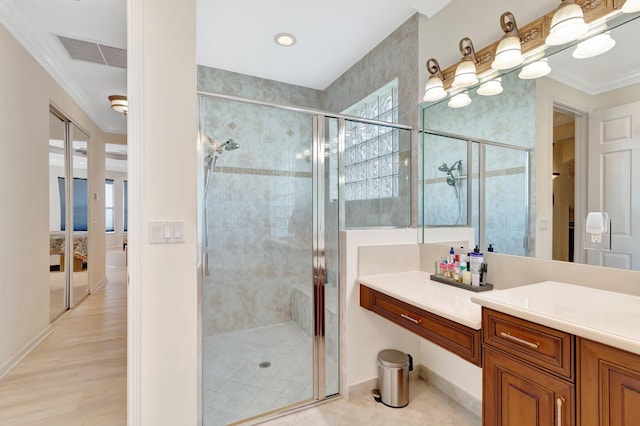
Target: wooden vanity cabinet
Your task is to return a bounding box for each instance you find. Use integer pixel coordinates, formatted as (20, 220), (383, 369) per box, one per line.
(359, 284), (481, 366)
(578, 338), (640, 426)
(483, 346), (574, 426)
(482, 308), (575, 426)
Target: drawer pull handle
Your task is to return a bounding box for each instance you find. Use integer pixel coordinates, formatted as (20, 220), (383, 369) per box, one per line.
(401, 313), (420, 324)
(500, 331), (540, 349)
(556, 397), (565, 425)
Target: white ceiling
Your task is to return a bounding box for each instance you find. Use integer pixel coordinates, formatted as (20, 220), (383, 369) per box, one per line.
(0, 0), (451, 135)
(0, 0), (127, 134)
(196, 0), (448, 89)
(1, 0), (638, 137)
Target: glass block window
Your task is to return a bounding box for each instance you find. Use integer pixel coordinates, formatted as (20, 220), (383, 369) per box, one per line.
(337, 79), (400, 201)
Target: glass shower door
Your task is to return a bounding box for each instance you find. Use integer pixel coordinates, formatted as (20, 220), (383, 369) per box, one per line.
(200, 96), (340, 425)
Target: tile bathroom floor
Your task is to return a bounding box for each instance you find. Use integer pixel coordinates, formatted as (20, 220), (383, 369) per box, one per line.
(261, 375), (481, 426)
(203, 322), (338, 426)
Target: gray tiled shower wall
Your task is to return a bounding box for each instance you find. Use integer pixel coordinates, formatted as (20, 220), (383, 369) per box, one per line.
(198, 14), (420, 336)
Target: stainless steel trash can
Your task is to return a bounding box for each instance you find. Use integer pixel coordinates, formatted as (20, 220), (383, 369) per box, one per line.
(377, 349), (413, 408)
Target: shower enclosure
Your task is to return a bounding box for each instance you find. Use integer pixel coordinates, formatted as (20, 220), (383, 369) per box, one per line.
(198, 92), (411, 424)
(421, 129), (531, 256)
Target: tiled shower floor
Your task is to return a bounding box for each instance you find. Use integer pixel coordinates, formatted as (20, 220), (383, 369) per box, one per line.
(203, 322), (338, 425)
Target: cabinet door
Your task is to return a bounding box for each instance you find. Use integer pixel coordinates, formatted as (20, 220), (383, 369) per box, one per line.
(484, 347), (574, 426)
(579, 338), (640, 426)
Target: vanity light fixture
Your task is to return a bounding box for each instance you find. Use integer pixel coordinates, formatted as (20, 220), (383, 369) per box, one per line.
(452, 38), (479, 88)
(448, 91), (472, 108)
(274, 32), (297, 47)
(545, 0), (588, 45)
(491, 12), (524, 70)
(572, 31), (616, 58)
(518, 58), (551, 79)
(108, 95), (127, 115)
(477, 78), (503, 96)
(622, 0), (640, 13)
(423, 58), (448, 102)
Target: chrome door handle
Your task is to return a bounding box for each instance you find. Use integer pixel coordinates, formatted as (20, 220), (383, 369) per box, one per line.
(401, 313), (420, 324)
(500, 331), (540, 349)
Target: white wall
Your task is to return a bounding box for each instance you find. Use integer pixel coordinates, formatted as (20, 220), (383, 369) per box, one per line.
(342, 229), (420, 395)
(346, 227), (479, 399)
(127, 0), (199, 424)
(0, 20), (107, 375)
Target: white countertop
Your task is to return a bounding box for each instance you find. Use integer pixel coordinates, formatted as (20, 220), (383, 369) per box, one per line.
(358, 271), (485, 330)
(471, 281), (640, 356)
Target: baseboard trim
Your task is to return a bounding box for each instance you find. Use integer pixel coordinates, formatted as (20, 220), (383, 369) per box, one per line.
(0, 324), (54, 381)
(92, 278), (108, 293)
(346, 366), (481, 417)
(346, 370), (420, 402)
(417, 365), (482, 418)
(346, 377), (377, 401)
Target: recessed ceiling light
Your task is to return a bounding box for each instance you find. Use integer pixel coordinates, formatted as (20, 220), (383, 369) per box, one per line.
(274, 33), (297, 47)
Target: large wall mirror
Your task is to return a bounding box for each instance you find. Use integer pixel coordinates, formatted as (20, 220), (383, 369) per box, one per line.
(420, 12), (640, 271)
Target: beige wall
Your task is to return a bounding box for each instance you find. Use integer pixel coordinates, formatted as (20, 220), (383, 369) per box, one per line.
(0, 21), (107, 374)
(127, 0), (199, 424)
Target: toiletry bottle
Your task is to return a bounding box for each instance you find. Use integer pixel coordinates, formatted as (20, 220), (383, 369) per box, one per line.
(488, 244), (495, 252)
(458, 263), (466, 283)
(448, 247), (455, 265)
(462, 264), (471, 284)
(470, 252), (483, 274)
(471, 271), (480, 287)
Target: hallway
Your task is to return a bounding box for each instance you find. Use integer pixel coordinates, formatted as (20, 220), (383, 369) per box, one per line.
(0, 250), (127, 425)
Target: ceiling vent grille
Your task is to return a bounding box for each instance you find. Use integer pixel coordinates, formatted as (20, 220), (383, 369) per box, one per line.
(58, 35), (127, 69)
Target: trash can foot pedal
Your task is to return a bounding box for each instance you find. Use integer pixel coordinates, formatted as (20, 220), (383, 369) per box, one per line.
(372, 389), (381, 403)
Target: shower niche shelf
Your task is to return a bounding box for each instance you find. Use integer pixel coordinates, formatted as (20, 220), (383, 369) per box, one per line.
(429, 274), (493, 292)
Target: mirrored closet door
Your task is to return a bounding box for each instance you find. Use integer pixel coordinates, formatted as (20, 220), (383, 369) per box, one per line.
(48, 108), (90, 321)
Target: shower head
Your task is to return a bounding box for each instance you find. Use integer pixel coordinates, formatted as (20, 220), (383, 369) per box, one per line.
(220, 139), (240, 151)
(438, 160), (463, 174)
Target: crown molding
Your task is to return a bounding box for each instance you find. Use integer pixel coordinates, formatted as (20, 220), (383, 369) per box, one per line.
(0, 0), (104, 131)
(549, 66), (640, 96)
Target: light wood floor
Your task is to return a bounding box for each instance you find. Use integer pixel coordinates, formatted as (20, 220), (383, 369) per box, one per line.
(0, 253), (127, 425)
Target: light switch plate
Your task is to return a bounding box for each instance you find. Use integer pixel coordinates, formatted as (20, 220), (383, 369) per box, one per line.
(149, 221), (185, 244)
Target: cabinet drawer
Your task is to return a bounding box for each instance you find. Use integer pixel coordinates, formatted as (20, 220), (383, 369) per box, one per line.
(483, 308), (574, 380)
(360, 284), (481, 366)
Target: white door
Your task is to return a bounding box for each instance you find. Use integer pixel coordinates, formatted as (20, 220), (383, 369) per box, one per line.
(587, 100), (640, 270)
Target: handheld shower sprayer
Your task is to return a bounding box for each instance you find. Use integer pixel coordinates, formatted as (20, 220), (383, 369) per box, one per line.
(438, 160), (463, 186)
(203, 136), (240, 168)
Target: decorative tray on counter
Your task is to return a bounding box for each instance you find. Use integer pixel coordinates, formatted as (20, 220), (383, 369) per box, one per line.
(429, 274), (494, 292)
